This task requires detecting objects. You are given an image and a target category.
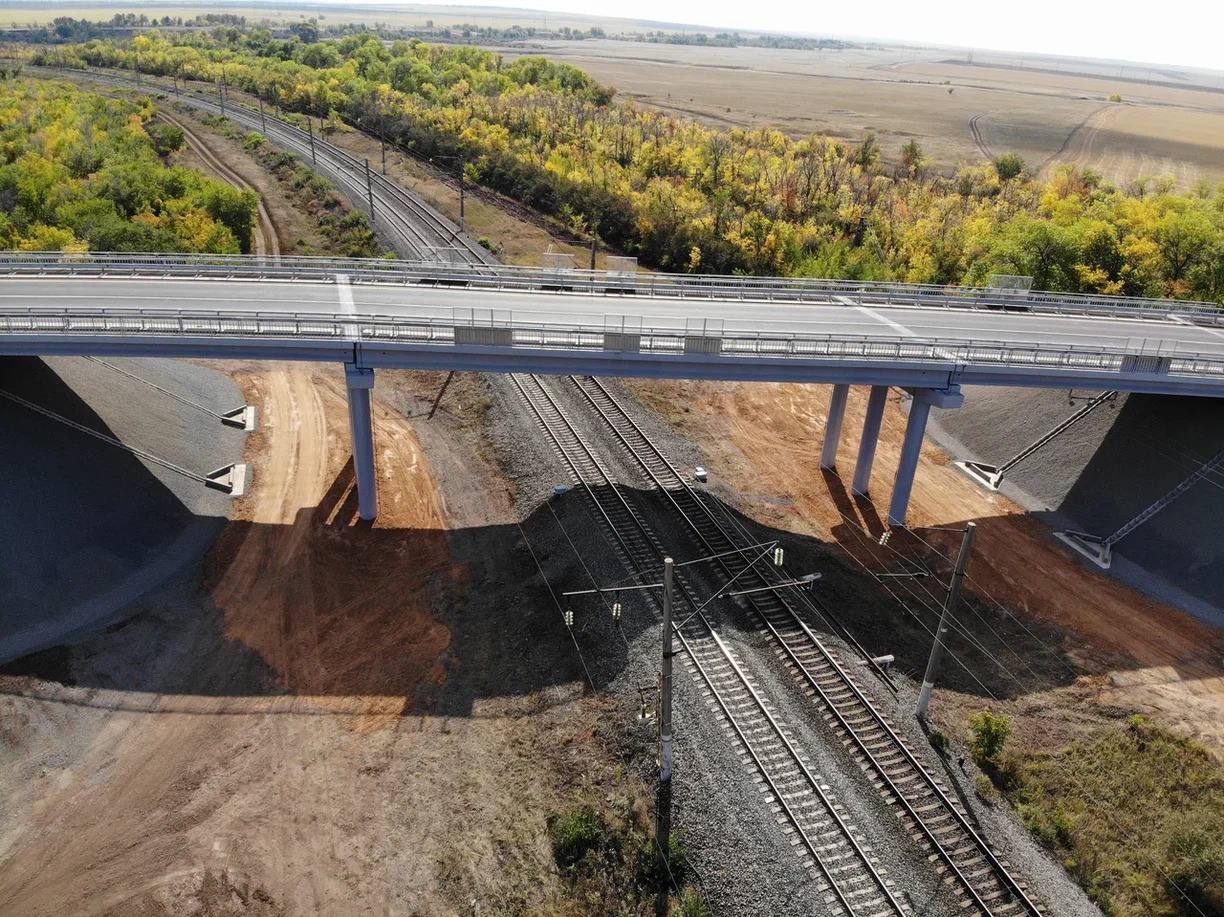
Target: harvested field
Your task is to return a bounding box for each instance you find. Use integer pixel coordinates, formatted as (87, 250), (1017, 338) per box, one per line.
(1042, 103), (1224, 187)
(519, 40), (1224, 181)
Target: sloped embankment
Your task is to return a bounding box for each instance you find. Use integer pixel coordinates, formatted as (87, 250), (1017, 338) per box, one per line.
(930, 386), (1224, 622)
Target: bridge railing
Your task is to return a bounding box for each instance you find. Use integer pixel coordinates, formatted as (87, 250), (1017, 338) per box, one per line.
(1, 251), (1220, 324)
(4, 300), (1222, 380)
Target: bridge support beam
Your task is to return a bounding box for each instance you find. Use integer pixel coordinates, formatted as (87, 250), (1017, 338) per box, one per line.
(345, 364), (378, 521)
(887, 386), (964, 527)
(820, 383), (850, 470)
(852, 385), (889, 497)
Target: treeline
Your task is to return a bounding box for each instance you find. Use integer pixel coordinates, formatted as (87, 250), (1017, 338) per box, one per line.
(31, 32), (1224, 302)
(638, 30), (857, 51)
(0, 79), (256, 253)
(9, 14), (247, 44)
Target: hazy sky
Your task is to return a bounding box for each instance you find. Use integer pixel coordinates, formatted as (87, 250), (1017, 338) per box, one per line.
(431, 0), (1223, 71)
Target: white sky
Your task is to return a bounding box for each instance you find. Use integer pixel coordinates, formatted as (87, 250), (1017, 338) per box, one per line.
(418, 0), (1224, 72)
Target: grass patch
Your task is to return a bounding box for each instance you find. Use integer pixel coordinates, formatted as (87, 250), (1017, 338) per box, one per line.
(545, 805), (705, 914)
(998, 714), (1224, 916)
(199, 115), (387, 258)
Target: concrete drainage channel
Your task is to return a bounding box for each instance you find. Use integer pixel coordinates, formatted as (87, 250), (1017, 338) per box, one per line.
(0, 355), (254, 664)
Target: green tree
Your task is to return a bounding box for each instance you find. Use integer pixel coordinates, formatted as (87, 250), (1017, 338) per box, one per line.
(993, 152), (1025, 181)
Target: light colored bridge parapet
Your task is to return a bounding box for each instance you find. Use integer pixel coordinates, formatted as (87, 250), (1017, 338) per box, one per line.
(684, 335), (723, 355)
(603, 332), (642, 352)
(454, 326), (513, 347)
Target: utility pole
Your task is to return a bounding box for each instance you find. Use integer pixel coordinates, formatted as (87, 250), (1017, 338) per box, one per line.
(590, 238), (597, 271)
(457, 157), (465, 233)
(380, 134), (387, 174)
(217, 78), (225, 116)
(257, 95), (266, 133)
(655, 556), (675, 915)
(306, 117), (316, 164)
(365, 158), (376, 221)
(916, 522), (975, 720)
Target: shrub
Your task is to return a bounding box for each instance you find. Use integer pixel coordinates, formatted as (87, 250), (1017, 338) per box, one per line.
(993, 152), (1026, 181)
(968, 709), (1012, 768)
(676, 886), (710, 917)
(547, 807), (608, 871)
(1165, 825), (1224, 915)
(632, 831), (688, 890)
(929, 729), (949, 755)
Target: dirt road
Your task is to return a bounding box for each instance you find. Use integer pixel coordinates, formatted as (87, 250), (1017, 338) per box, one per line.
(160, 109), (280, 257)
(0, 359), (563, 916)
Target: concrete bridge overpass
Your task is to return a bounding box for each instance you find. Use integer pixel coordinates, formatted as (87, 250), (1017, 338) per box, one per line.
(3, 252), (1223, 526)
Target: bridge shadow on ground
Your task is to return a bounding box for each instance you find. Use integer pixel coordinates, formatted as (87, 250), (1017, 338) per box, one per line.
(5, 440), (1128, 717)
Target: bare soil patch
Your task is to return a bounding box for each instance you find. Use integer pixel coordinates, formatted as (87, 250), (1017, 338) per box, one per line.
(0, 363), (655, 915)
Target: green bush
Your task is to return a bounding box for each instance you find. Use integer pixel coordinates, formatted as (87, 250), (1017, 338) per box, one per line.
(993, 153), (1026, 181)
(929, 729), (949, 755)
(1165, 825), (1224, 916)
(632, 831), (688, 890)
(546, 807), (608, 871)
(968, 709), (1012, 767)
(676, 886), (710, 917)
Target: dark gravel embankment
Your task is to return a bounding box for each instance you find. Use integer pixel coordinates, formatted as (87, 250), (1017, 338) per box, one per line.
(0, 356), (249, 663)
(929, 386), (1224, 627)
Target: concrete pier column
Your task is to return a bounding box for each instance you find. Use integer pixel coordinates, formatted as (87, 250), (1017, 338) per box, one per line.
(345, 364), (378, 521)
(851, 385), (889, 496)
(820, 383), (850, 470)
(887, 386), (964, 527)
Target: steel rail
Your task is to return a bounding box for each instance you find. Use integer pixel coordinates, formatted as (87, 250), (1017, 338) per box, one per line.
(569, 375), (1044, 916)
(510, 372), (905, 917)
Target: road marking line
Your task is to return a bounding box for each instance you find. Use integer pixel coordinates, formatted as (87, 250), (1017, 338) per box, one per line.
(337, 273), (359, 340)
(1170, 313), (1224, 342)
(858, 306), (960, 362)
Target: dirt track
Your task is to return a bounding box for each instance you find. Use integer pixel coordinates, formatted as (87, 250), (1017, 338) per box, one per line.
(161, 109), (280, 257)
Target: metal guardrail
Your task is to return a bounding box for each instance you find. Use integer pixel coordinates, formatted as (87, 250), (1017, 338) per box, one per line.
(0, 251), (1220, 323)
(32, 64), (1221, 317)
(4, 299), (1223, 380)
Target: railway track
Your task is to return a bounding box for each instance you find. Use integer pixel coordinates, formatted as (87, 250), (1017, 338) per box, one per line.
(510, 372), (906, 917)
(36, 66), (496, 267)
(565, 375), (1045, 917)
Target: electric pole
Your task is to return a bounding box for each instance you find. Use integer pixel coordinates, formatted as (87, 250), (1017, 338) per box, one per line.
(655, 556), (674, 916)
(590, 238), (597, 271)
(916, 522), (976, 720)
(306, 117), (316, 164)
(217, 78), (225, 116)
(258, 95), (266, 133)
(458, 157), (465, 233)
(365, 158), (376, 221)
(380, 135), (387, 174)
